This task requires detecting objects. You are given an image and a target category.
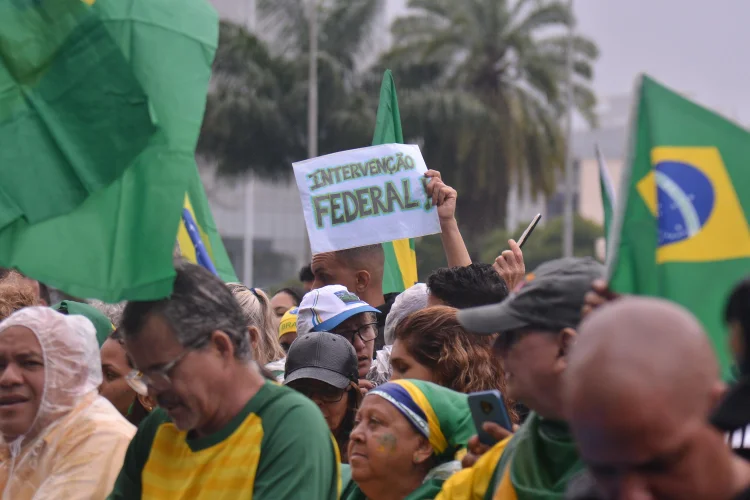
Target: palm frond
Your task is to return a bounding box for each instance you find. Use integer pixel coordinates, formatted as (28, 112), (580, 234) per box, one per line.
(321, 0), (386, 70)
(507, 1), (572, 35)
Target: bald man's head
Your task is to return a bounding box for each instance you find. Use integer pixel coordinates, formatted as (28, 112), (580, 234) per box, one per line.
(311, 245), (385, 307)
(564, 297), (738, 500)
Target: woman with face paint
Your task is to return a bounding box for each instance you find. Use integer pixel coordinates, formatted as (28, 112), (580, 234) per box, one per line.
(342, 380), (475, 500)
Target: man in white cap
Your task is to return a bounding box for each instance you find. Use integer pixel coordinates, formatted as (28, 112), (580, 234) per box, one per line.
(297, 285), (380, 388)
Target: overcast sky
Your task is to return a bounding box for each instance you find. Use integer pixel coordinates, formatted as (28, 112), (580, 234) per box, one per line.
(387, 0), (750, 126)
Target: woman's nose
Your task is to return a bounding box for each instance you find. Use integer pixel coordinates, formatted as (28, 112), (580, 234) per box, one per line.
(349, 421), (366, 442)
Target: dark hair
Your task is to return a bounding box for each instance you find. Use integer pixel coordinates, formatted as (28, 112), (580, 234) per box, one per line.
(338, 387), (363, 463)
(427, 263), (509, 309)
(299, 264), (315, 283)
(121, 261), (251, 361)
(395, 305), (518, 423)
(276, 287), (303, 306)
(726, 277), (750, 375)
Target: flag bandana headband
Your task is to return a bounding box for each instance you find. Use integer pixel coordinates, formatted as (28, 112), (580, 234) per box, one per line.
(368, 380), (449, 454)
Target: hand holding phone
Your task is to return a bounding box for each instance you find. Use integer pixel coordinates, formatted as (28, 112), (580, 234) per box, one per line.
(468, 390), (513, 446)
(517, 213), (542, 248)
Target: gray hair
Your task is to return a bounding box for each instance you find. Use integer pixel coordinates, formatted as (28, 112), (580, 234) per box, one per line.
(86, 299), (126, 327)
(226, 283), (285, 365)
(384, 283), (428, 345)
(121, 261), (251, 361)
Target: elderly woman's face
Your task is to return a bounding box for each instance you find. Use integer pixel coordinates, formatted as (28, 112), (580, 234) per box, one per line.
(348, 396), (431, 485)
(0, 326), (45, 440)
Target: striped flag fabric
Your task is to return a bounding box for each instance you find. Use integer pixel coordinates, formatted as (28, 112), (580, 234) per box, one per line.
(176, 168), (238, 282)
(371, 70), (418, 293)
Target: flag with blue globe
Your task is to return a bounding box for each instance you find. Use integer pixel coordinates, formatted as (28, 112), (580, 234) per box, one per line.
(609, 75), (750, 380)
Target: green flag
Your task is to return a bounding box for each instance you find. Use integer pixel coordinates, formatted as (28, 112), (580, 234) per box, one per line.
(371, 70), (417, 293)
(0, 0), (156, 230)
(0, 0), (223, 302)
(609, 75), (750, 379)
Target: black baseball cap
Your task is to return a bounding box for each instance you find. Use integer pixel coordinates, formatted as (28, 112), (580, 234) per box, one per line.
(458, 257), (605, 334)
(283, 331), (359, 389)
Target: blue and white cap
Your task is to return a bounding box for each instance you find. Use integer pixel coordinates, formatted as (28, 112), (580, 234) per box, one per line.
(296, 285), (380, 337)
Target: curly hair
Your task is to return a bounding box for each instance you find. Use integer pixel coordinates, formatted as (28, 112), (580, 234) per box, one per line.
(427, 263), (509, 309)
(394, 305), (518, 423)
(0, 273), (40, 321)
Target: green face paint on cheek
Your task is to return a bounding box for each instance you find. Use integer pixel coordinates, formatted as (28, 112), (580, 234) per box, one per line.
(376, 433), (398, 454)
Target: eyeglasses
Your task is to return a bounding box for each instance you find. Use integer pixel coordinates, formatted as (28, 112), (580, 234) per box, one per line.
(125, 337), (207, 396)
(333, 322), (378, 344)
(302, 386), (347, 404)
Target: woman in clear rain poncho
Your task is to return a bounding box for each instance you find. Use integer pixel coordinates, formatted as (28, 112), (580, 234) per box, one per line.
(0, 307), (136, 499)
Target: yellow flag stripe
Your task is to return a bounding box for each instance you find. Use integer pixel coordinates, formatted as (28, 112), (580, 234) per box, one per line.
(392, 238), (417, 290)
(176, 193), (216, 265)
(394, 380), (448, 454)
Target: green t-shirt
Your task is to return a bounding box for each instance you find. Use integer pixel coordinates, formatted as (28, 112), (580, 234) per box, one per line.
(107, 381), (338, 499)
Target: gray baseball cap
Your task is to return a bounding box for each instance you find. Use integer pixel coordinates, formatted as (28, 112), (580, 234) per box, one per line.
(283, 331), (359, 389)
(458, 257), (605, 334)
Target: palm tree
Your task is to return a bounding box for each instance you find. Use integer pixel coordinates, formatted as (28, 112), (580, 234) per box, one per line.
(197, 21), (303, 179)
(198, 1), (386, 181)
(257, 0), (386, 158)
(382, 0), (599, 247)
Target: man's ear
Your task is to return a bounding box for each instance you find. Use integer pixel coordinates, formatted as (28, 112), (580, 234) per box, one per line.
(211, 330), (236, 361)
(554, 327), (578, 373)
(355, 270), (371, 294)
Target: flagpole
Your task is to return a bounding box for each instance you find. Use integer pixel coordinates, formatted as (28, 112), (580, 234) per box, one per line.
(243, 0), (257, 286)
(304, 0), (318, 265)
(562, 0), (575, 258)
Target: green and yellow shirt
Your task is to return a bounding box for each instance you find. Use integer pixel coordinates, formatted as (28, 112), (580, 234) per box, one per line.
(108, 381), (338, 500)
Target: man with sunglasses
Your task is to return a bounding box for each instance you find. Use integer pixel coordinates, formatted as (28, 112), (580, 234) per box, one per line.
(297, 285), (380, 392)
(107, 262), (338, 500)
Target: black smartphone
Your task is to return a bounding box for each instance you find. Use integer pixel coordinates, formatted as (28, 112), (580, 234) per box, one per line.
(517, 214), (542, 248)
(468, 390), (513, 446)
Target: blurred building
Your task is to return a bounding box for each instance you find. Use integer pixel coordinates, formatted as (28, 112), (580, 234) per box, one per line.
(203, 0), (630, 286)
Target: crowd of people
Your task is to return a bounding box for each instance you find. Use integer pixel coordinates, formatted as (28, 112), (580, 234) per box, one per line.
(0, 171), (748, 499)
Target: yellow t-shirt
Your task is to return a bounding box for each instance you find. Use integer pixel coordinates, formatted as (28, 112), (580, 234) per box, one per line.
(436, 436), (512, 500)
(108, 381), (339, 500)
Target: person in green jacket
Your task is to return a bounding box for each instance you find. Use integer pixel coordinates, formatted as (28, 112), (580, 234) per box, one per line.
(342, 379), (475, 500)
(442, 257), (604, 500)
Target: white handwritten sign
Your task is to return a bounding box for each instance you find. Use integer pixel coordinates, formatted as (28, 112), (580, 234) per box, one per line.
(293, 143), (441, 254)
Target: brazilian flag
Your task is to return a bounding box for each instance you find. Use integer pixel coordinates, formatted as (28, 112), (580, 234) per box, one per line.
(609, 75), (750, 379)
(371, 71), (418, 293)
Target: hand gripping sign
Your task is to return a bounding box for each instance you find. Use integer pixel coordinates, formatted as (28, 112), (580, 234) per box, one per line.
(293, 144), (441, 254)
